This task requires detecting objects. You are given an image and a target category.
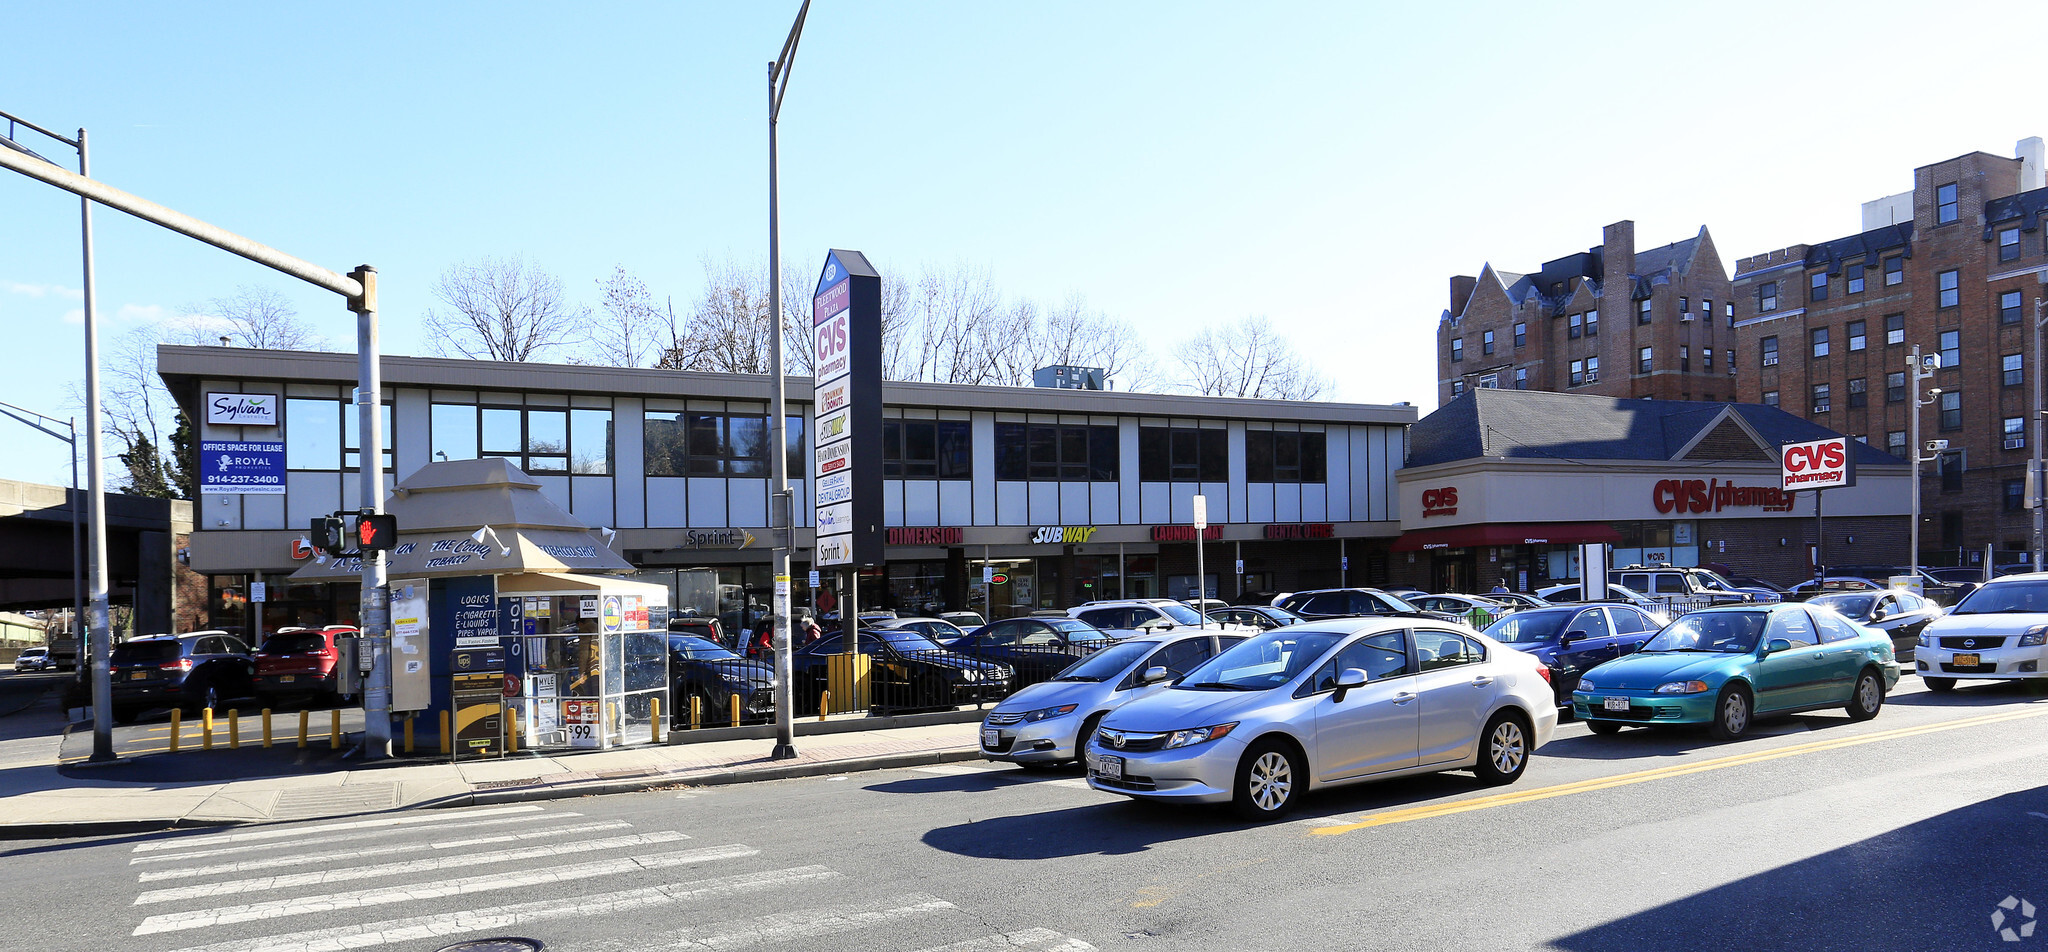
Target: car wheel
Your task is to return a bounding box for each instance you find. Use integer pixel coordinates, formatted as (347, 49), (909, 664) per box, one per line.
(1230, 738), (1304, 821)
(1708, 684), (1753, 740)
(1073, 713), (1105, 764)
(1586, 719), (1623, 735)
(1473, 712), (1531, 785)
(1845, 668), (1884, 721)
(1924, 677), (1957, 693)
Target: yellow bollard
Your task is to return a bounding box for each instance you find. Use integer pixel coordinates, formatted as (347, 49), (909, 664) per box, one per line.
(261, 709), (273, 749)
(202, 707), (214, 751)
(403, 713), (414, 754)
(439, 710), (451, 755)
(818, 691), (830, 722)
(689, 695), (701, 730)
(606, 701), (617, 743)
(651, 698), (662, 744)
(729, 694), (740, 728)
(228, 710), (239, 749)
(506, 707), (519, 755)
(168, 708), (182, 753)
(330, 709), (341, 750)
(297, 709), (309, 749)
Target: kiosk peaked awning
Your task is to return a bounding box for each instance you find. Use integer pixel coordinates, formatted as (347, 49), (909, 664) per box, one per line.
(1391, 522), (1621, 552)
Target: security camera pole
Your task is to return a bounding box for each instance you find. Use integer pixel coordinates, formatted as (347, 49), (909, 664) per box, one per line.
(1907, 345), (1938, 580)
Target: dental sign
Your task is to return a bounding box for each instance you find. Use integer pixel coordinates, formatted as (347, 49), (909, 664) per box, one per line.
(1780, 436), (1857, 491)
(206, 393), (277, 425)
(811, 250), (884, 569)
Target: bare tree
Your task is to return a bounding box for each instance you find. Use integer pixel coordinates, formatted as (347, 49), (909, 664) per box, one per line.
(1172, 315), (1331, 400)
(424, 256), (586, 362)
(1034, 292), (1150, 391)
(590, 266), (671, 368)
(675, 255), (775, 374)
(182, 286), (325, 350)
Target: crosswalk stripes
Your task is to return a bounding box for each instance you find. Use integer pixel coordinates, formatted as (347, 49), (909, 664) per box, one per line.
(123, 801), (1098, 952)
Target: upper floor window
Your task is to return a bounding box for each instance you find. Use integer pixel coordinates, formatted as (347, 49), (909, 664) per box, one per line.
(1569, 359), (1585, 387)
(1847, 377), (1868, 408)
(1847, 319), (1867, 351)
(1809, 271), (1829, 303)
(1761, 336), (1780, 367)
(2003, 290), (2024, 325)
(1246, 429), (1328, 483)
(1811, 383), (1831, 413)
(2001, 227), (2022, 262)
(1847, 268), (1865, 294)
(288, 397), (392, 472)
(1636, 298), (1652, 325)
(1477, 373), (1499, 389)
(1568, 313), (1583, 340)
(996, 423), (1119, 481)
(1885, 313), (1905, 345)
(1887, 371), (1906, 402)
(1513, 368), (1528, 389)
(1451, 338), (1464, 362)
(1940, 329), (1961, 369)
(884, 419), (972, 479)
(1884, 256), (1904, 286)
(1450, 380), (1465, 397)
(1938, 269), (1960, 308)
(1811, 327), (1830, 358)
(1939, 391), (1962, 430)
(645, 410), (799, 478)
(1637, 346), (1653, 374)
(1703, 347), (1715, 371)
(1680, 346), (1691, 372)
(1758, 282), (1778, 313)
(1584, 309), (1599, 337)
(2005, 353), (2025, 388)
(1482, 330), (1495, 356)
(1513, 322), (1527, 348)
(1139, 426), (1225, 482)
(1763, 390), (1779, 407)
(1936, 182), (1959, 224)
(1586, 355), (1600, 380)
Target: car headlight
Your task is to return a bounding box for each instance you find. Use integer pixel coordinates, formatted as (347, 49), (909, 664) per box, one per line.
(959, 669), (982, 682)
(2022, 626), (2048, 648)
(1918, 632), (1932, 648)
(1655, 680), (1711, 695)
(1022, 703), (1078, 723)
(1162, 722), (1239, 749)
(1574, 679), (1595, 694)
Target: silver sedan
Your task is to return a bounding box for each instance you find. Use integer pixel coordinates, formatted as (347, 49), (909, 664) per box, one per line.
(1086, 617), (1558, 820)
(978, 629), (1245, 767)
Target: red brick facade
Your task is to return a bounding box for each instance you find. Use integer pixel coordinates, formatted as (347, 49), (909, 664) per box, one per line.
(1437, 221), (1737, 404)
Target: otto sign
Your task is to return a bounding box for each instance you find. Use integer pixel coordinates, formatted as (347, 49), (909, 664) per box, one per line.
(1780, 437), (1856, 490)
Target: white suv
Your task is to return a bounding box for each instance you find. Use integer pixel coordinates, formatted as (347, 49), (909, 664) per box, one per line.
(1070, 599), (1255, 639)
(1915, 573), (2048, 690)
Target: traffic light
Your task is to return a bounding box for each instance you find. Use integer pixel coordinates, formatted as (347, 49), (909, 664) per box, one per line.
(356, 513), (398, 551)
(310, 515), (347, 558)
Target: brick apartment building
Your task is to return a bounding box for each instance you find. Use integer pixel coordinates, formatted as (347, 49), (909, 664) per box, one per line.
(1436, 221), (1736, 404)
(1732, 140), (2048, 566)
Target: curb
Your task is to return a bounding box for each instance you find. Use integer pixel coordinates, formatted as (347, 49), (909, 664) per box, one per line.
(0, 816), (245, 841)
(446, 746), (988, 808)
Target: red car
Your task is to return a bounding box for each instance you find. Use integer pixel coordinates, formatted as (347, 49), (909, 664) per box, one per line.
(253, 625), (358, 704)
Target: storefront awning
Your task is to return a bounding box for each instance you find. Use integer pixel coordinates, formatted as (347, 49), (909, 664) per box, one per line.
(1391, 522), (1622, 552)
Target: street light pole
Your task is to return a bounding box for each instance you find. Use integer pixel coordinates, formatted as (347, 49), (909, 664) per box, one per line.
(2034, 292), (2047, 572)
(766, 0), (812, 762)
(1907, 345), (1939, 581)
(352, 267), (392, 760)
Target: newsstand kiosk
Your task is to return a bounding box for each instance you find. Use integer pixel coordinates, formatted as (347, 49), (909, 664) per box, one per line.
(289, 458), (668, 759)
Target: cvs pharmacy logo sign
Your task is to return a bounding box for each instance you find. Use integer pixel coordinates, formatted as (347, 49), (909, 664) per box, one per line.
(1421, 487), (1459, 517)
(1780, 437), (1856, 490)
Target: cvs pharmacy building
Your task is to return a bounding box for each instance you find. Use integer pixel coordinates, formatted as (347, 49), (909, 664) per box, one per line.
(1392, 389), (1910, 591)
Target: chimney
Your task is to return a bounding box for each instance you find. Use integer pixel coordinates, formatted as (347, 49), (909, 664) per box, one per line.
(2019, 137), (2046, 192)
(1602, 221), (1635, 283)
(1449, 275), (1477, 318)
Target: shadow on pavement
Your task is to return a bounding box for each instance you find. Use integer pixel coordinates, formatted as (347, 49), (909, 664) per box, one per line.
(1536, 717), (1833, 762)
(921, 799), (1246, 858)
(1887, 680), (2048, 707)
(1550, 784), (2048, 952)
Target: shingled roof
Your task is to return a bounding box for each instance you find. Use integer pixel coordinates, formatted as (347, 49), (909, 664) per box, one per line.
(1407, 388), (1903, 468)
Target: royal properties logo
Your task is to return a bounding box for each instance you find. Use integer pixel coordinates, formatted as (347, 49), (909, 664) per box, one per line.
(1995, 896), (2038, 942)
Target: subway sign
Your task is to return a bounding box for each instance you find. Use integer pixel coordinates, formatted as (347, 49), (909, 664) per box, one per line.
(1781, 436), (1857, 490)
(1031, 526), (1098, 544)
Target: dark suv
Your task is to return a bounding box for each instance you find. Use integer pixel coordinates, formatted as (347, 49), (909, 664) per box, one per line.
(110, 632), (256, 722)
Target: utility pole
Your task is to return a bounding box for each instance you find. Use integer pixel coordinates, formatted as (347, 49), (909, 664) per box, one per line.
(1907, 345), (1939, 580)
(765, 0), (813, 761)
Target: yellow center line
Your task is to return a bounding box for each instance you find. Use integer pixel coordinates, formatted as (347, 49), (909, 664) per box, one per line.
(1309, 705), (2048, 836)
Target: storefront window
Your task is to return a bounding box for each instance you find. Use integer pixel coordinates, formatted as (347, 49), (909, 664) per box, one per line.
(885, 561), (948, 616)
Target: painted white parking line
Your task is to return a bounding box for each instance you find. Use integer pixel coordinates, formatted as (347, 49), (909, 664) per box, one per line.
(153, 866), (839, 952)
(135, 831), (691, 904)
(130, 812), (583, 865)
(138, 820), (634, 881)
(638, 893), (954, 950)
(133, 843), (762, 935)
(132, 805), (545, 853)
(909, 928), (1100, 952)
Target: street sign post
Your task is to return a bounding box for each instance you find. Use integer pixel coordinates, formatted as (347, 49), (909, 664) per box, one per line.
(1193, 495), (1208, 627)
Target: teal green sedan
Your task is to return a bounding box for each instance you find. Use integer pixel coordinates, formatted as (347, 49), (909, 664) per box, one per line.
(1571, 604), (1901, 740)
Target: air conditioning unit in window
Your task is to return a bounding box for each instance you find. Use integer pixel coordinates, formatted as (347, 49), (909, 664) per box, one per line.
(1813, 404), (1830, 413)
(2006, 437), (2027, 450)
(1763, 355), (1780, 367)
(1584, 371), (1599, 383)
(1680, 313), (1694, 322)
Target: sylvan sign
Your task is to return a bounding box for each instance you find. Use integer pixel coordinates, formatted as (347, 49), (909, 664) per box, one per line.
(207, 393), (278, 426)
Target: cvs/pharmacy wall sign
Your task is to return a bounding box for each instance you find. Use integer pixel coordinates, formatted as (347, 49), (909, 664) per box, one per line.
(1780, 437), (1856, 491)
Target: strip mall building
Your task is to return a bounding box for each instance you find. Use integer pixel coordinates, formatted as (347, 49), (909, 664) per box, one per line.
(1390, 389), (1911, 593)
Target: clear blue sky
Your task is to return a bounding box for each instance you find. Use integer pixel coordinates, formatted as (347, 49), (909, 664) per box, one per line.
(5, 1), (2044, 488)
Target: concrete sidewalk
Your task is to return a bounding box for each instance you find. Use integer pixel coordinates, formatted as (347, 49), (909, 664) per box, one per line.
(0, 685), (985, 839)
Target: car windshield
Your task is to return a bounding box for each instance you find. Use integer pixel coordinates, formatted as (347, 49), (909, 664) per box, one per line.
(1482, 609), (1575, 644)
(670, 636), (742, 661)
(1694, 570), (1743, 592)
(112, 641), (180, 664)
(1050, 640), (1155, 682)
(1044, 619), (1111, 642)
(1176, 629), (1343, 691)
(1156, 604), (1204, 625)
(1640, 612), (1768, 653)
(871, 629), (946, 652)
(260, 633), (326, 654)
(1807, 594), (1877, 618)
(1951, 580), (2048, 615)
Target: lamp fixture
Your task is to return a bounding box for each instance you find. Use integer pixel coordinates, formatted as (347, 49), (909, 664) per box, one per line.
(470, 525), (512, 557)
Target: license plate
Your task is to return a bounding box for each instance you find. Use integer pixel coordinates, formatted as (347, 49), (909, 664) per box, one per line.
(1094, 754), (1123, 780)
(1956, 653), (1980, 666)
(1603, 697), (1630, 712)
(981, 729), (999, 748)
(279, 675), (296, 683)
(129, 671), (146, 680)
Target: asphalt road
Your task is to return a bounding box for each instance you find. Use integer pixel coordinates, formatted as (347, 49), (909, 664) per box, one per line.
(7, 675), (2048, 952)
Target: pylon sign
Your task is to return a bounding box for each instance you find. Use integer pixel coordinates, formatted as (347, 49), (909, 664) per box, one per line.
(812, 249), (884, 567)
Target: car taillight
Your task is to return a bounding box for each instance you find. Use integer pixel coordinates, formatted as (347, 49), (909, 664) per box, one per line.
(1535, 665), (1554, 684)
(160, 658), (192, 672)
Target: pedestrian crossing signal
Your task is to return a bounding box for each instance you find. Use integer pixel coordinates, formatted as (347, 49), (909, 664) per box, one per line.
(356, 513), (398, 551)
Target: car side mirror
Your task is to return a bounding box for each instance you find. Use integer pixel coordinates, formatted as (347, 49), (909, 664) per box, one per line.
(1332, 667), (1369, 702)
(1763, 638), (1793, 656)
(1869, 608), (1887, 622)
(1140, 665), (1173, 685)
(1560, 629), (1587, 646)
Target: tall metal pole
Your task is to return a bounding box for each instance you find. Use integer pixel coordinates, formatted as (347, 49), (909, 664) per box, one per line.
(766, 0), (811, 761)
(352, 266), (391, 760)
(77, 127), (114, 762)
(2034, 296), (2045, 572)
(1908, 347), (1923, 581)
(69, 417), (82, 676)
